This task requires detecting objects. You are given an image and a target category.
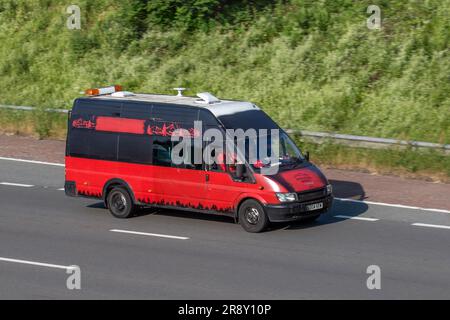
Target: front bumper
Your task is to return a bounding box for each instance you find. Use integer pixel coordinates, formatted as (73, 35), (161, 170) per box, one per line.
(264, 195), (333, 222)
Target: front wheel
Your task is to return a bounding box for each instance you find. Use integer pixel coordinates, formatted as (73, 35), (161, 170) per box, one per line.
(238, 199), (269, 233)
(107, 187), (135, 219)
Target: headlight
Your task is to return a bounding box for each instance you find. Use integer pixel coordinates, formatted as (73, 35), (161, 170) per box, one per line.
(326, 184), (333, 195)
(276, 192), (298, 203)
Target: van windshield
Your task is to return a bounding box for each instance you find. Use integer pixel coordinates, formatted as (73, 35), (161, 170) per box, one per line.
(243, 132), (306, 171)
(217, 108), (306, 173)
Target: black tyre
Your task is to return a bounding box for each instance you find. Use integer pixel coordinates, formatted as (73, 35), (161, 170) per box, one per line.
(238, 199), (269, 233)
(107, 187), (135, 219)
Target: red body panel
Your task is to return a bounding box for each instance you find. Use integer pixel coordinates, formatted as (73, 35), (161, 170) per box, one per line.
(66, 157), (326, 214)
(277, 167), (326, 192)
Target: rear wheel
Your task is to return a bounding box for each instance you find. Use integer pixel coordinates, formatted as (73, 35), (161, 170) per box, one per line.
(238, 199), (269, 233)
(107, 187), (135, 219)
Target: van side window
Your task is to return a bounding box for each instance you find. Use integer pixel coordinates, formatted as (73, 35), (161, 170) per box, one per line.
(172, 140), (203, 171)
(67, 126), (92, 158)
(152, 105), (199, 123)
(68, 124), (118, 162)
(118, 134), (152, 164)
(152, 136), (172, 167)
(89, 131), (119, 161)
(73, 100), (122, 116)
(121, 102), (151, 119)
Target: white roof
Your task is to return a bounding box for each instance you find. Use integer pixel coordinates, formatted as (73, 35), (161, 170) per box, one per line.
(90, 93), (260, 117)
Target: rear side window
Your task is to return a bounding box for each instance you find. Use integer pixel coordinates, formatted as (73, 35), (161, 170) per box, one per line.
(89, 131), (118, 161)
(121, 102), (151, 119)
(152, 104), (199, 123)
(68, 129), (118, 161)
(118, 134), (152, 164)
(73, 99), (122, 116)
(67, 128), (91, 158)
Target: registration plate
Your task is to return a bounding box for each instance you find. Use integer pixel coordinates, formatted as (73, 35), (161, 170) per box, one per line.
(306, 202), (324, 211)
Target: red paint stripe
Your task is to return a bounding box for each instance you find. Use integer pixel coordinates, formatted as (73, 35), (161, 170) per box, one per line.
(96, 117), (145, 135)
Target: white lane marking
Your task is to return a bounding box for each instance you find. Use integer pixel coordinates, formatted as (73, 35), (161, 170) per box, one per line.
(0, 182), (34, 188)
(334, 215), (379, 222)
(58, 188), (65, 191)
(335, 198), (450, 214)
(0, 257), (73, 270)
(412, 223), (450, 230)
(110, 229), (190, 240)
(0, 156), (64, 167)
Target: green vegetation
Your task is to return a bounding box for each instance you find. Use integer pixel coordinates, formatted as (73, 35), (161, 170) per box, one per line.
(0, 0), (448, 178)
(294, 137), (450, 183)
(0, 109), (66, 139)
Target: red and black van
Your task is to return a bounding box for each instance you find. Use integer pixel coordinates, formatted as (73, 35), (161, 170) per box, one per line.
(65, 86), (333, 232)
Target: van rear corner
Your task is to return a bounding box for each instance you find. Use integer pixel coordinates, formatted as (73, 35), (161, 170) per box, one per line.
(64, 181), (77, 197)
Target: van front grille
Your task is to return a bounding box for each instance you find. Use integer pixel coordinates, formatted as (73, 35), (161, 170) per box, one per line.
(297, 188), (327, 203)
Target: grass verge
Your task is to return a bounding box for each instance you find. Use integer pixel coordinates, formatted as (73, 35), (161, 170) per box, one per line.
(295, 137), (450, 183)
(0, 109), (67, 140)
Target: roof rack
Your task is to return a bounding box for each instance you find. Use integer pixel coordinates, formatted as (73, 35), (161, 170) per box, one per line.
(111, 91), (135, 98)
(85, 85), (123, 96)
(195, 92), (221, 105)
(173, 88), (187, 97)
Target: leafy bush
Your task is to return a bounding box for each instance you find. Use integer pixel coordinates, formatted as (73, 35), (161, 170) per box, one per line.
(0, 0), (448, 144)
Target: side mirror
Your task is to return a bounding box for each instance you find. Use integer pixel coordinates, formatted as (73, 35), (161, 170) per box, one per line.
(236, 164), (245, 179)
(305, 151), (310, 162)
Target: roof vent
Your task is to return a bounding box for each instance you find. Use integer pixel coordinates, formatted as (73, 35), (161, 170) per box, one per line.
(195, 92), (221, 105)
(173, 87), (187, 97)
(111, 91), (135, 97)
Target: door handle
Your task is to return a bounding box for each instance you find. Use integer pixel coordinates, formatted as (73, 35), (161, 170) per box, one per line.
(205, 174), (210, 182)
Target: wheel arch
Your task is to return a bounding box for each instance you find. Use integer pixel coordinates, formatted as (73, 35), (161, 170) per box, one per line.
(234, 194), (267, 218)
(102, 178), (136, 207)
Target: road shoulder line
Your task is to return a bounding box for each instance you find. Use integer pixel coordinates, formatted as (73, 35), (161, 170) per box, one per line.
(110, 229), (190, 240)
(0, 182), (34, 188)
(335, 198), (450, 214)
(0, 257), (73, 270)
(0, 156), (64, 167)
(411, 223), (450, 230)
(334, 215), (379, 222)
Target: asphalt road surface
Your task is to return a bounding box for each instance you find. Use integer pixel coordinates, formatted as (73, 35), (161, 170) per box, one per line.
(0, 158), (449, 299)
